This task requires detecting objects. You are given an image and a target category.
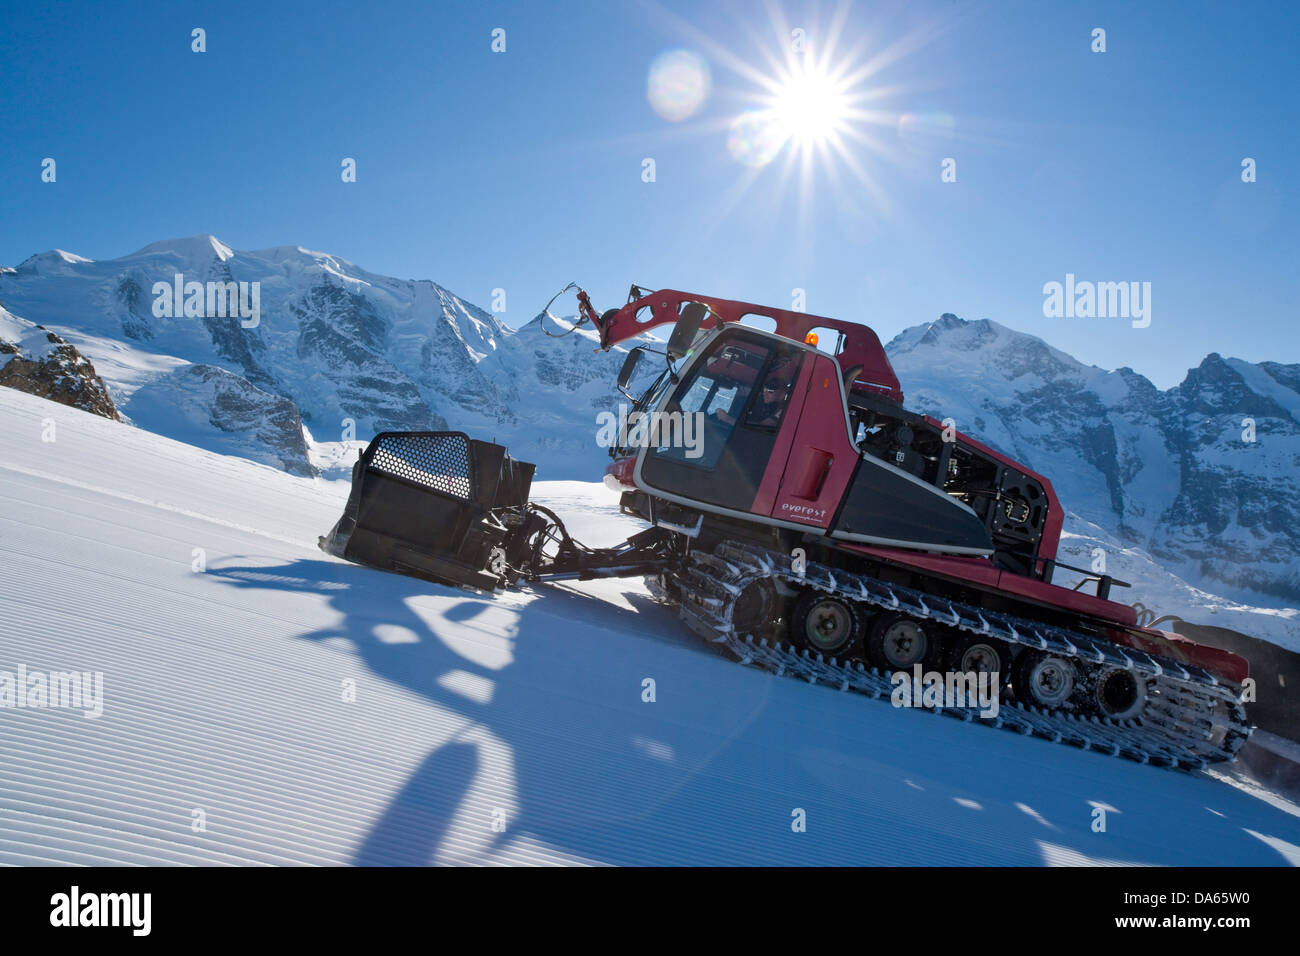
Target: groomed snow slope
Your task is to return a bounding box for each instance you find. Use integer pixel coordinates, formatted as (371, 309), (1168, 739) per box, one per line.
(0, 387), (1297, 866)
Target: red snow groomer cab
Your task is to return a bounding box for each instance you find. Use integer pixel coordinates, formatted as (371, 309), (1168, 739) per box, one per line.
(321, 285), (1252, 770)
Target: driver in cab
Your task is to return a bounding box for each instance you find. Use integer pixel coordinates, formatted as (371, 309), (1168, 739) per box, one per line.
(716, 373), (788, 428)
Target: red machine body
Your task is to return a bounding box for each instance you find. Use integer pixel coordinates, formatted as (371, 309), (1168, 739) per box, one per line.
(594, 288), (1246, 685)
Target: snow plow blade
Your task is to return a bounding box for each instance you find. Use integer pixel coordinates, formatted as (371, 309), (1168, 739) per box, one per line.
(319, 431), (539, 590)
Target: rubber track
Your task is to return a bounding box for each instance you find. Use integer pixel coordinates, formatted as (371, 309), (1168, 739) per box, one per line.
(655, 541), (1251, 771)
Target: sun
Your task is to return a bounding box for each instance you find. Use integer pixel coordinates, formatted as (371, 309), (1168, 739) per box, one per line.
(766, 62), (853, 150)
(724, 53), (866, 169)
(638, 0), (958, 233)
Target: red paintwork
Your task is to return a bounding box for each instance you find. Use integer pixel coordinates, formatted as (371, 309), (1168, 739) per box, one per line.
(595, 289), (904, 404)
(604, 455), (636, 489)
(848, 543), (1139, 625)
(1125, 628), (1249, 685)
(751, 352), (816, 516)
(768, 354), (859, 528)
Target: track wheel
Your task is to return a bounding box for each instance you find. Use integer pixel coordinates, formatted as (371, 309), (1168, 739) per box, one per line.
(731, 578), (776, 638)
(791, 590), (863, 658)
(1013, 652), (1079, 710)
(1088, 667), (1147, 720)
(866, 614), (940, 671)
(946, 635), (1010, 684)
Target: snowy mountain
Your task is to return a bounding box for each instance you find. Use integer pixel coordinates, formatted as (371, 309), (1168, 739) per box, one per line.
(885, 315), (1300, 611)
(0, 236), (654, 479)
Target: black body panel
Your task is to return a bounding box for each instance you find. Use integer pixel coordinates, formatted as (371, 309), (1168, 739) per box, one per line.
(831, 456), (994, 552)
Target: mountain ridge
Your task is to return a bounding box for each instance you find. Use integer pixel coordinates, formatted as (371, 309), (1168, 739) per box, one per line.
(1, 235), (1295, 617)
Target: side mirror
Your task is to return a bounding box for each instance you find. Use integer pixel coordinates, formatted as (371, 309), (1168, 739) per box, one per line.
(617, 347), (644, 395)
(667, 302), (707, 360)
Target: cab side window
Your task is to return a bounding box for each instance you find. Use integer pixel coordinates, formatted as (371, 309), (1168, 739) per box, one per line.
(743, 359), (798, 429)
(657, 342), (770, 468)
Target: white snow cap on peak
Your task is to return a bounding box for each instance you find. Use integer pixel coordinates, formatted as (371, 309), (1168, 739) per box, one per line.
(253, 243), (358, 270)
(17, 248), (95, 270)
(49, 249), (94, 264)
(126, 234), (236, 262)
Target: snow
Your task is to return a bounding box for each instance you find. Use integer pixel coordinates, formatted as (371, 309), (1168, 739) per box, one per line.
(303, 427), (368, 476)
(1055, 519), (1300, 652)
(1, 386), (1297, 866)
(126, 234), (235, 262)
(1227, 357), (1300, 423)
(42, 332), (189, 404)
(14, 249), (94, 273)
(0, 306), (59, 363)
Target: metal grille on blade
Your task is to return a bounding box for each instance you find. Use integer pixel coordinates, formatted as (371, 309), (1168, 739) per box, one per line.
(369, 433), (472, 499)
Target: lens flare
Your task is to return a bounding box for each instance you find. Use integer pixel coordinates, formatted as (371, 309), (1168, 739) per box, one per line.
(726, 110), (786, 167)
(896, 110), (955, 152)
(647, 49), (712, 122)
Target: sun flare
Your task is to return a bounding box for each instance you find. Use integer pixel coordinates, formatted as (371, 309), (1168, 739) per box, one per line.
(642, 1), (949, 230)
(767, 63), (853, 149)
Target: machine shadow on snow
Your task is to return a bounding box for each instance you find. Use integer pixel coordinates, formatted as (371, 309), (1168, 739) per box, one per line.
(212, 556), (707, 864)
(210, 556), (1300, 866)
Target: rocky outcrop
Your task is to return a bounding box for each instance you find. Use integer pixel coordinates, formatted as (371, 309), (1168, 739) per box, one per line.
(0, 308), (120, 421)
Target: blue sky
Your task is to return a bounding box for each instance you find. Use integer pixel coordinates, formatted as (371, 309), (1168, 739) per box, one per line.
(2, 0), (1295, 388)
